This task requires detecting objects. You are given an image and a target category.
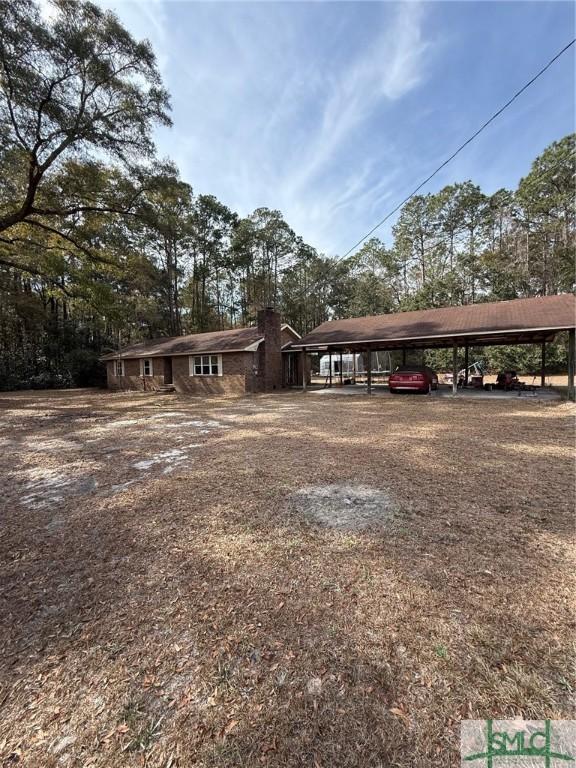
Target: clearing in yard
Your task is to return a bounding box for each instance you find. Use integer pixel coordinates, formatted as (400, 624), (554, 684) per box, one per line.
(0, 389), (574, 767)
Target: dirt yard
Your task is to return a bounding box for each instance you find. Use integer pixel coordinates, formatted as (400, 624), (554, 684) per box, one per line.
(1, 389), (574, 767)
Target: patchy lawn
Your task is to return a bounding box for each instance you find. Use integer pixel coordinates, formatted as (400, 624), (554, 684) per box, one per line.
(0, 389), (574, 768)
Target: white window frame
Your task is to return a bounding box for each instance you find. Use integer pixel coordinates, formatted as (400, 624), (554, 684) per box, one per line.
(189, 354), (223, 377)
(114, 359), (125, 376)
(140, 358), (153, 377)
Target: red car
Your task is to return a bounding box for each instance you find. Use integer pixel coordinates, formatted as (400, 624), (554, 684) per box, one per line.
(388, 365), (439, 394)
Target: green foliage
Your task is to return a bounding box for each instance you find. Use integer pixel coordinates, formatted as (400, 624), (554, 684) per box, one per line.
(0, 0), (170, 268)
(425, 338), (568, 377)
(0, 0), (574, 389)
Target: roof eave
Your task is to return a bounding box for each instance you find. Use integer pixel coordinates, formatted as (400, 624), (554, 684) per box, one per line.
(280, 323), (301, 339)
(292, 324), (574, 349)
(101, 342), (264, 361)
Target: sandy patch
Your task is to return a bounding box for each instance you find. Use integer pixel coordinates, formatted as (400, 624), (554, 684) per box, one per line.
(21, 468), (97, 510)
(132, 447), (201, 474)
(290, 483), (398, 529)
(1, 390), (573, 768)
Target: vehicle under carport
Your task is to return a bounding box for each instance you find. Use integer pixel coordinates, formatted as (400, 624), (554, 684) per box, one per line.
(291, 294), (576, 399)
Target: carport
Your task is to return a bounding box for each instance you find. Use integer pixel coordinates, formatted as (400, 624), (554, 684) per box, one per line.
(292, 294), (576, 399)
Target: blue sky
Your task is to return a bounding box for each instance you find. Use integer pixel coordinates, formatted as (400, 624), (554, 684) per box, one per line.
(99, 0), (574, 255)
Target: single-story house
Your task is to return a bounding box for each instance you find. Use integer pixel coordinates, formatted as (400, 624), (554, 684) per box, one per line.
(101, 308), (307, 395)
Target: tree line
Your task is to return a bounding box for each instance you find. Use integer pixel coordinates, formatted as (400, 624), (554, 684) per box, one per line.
(1, 0), (574, 389)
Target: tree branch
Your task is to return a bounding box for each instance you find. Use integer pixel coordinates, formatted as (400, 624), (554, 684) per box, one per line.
(24, 219), (117, 266)
(0, 254), (73, 295)
(0, 53), (30, 150)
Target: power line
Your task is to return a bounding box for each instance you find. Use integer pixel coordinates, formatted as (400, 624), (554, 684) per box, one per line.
(333, 37), (575, 264)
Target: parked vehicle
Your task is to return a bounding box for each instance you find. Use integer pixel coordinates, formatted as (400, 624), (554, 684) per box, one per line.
(388, 365), (439, 394)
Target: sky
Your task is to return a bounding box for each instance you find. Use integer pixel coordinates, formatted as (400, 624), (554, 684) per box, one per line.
(96, 0), (574, 256)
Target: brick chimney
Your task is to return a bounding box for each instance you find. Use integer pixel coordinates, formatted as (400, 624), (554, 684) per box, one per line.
(257, 307), (282, 391)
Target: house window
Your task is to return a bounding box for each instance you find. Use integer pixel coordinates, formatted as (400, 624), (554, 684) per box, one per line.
(189, 354), (222, 377)
(141, 358), (153, 377)
(115, 360), (125, 376)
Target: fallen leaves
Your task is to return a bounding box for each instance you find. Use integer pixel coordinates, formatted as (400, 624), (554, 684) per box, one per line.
(0, 390), (574, 768)
(221, 718), (239, 738)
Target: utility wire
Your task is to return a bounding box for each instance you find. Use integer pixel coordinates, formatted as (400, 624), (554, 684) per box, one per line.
(333, 37), (575, 264)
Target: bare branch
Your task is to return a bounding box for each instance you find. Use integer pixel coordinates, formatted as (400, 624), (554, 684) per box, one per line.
(0, 54), (30, 150)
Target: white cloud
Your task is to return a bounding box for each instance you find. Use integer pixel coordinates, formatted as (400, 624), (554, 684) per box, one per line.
(94, 0), (431, 254)
(270, 3), (430, 251)
(283, 3), (429, 196)
(37, 0), (58, 21)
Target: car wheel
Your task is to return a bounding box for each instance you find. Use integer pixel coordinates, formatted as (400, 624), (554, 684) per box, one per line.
(389, 387), (396, 394)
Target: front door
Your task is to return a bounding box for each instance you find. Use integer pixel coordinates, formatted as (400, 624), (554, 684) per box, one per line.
(164, 357), (173, 384)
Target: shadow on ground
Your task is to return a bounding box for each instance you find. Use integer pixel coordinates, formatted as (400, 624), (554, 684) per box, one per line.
(0, 390), (574, 767)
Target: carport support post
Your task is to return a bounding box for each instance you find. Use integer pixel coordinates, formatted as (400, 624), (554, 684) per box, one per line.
(568, 329), (575, 401)
(541, 341), (546, 388)
(301, 348), (307, 391)
(328, 351), (332, 387)
(452, 342), (458, 396)
(464, 343), (469, 386)
(366, 350), (372, 395)
(339, 351), (343, 386)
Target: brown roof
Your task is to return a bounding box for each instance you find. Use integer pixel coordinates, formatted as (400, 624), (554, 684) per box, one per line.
(101, 324), (300, 360)
(293, 294), (576, 350)
(102, 326), (262, 360)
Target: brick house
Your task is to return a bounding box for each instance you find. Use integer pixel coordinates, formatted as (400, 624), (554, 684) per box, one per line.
(101, 309), (307, 395)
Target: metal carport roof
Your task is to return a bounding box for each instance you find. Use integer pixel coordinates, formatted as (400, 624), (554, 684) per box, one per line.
(292, 294), (576, 351)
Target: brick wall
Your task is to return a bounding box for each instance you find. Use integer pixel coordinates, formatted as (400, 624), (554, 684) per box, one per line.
(172, 352), (253, 395)
(256, 308), (283, 392)
(107, 358), (166, 391)
(105, 314), (289, 395)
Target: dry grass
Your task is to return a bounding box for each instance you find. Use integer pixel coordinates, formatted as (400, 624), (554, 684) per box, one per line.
(0, 388), (574, 768)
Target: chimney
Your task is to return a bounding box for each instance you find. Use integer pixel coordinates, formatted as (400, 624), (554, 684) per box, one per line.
(257, 307), (282, 391)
